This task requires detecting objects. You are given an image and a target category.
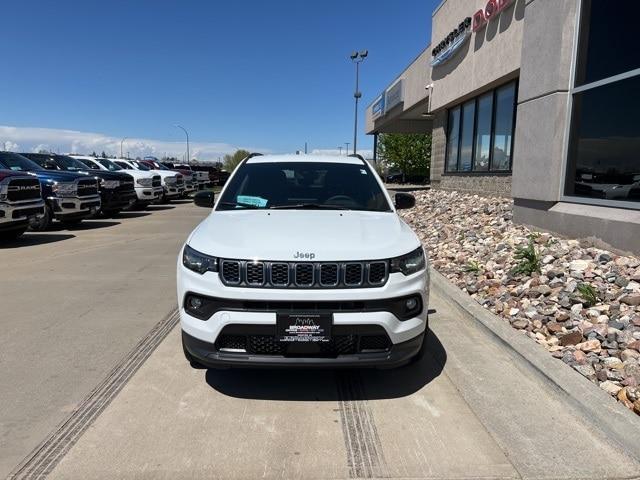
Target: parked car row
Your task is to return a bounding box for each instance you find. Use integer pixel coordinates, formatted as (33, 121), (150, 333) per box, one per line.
(0, 151), (201, 240)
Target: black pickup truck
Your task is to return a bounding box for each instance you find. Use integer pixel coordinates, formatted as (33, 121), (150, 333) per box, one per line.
(22, 153), (137, 217)
(0, 152), (101, 230)
(0, 169), (45, 240)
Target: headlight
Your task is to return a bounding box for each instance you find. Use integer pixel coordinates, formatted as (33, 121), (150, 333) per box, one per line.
(182, 245), (218, 274)
(136, 177), (153, 187)
(100, 179), (120, 189)
(165, 176), (177, 185)
(52, 182), (77, 197)
(390, 246), (426, 276)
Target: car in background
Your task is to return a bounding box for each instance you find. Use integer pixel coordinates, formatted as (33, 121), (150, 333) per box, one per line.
(23, 153), (136, 217)
(115, 159), (184, 202)
(159, 162), (196, 196)
(167, 163), (210, 189)
(0, 169), (45, 240)
(0, 152), (100, 230)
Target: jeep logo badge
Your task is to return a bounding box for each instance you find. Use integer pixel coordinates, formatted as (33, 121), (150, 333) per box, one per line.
(294, 251), (315, 260)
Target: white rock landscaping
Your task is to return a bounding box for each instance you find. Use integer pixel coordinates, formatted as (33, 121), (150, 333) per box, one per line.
(399, 190), (640, 416)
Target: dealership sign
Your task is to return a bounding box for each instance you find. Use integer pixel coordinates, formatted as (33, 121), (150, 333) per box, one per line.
(430, 17), (472, 67)
(385, 80), (404, 111)
(371, 93), (385, 119)
(473, 0), (514, 31)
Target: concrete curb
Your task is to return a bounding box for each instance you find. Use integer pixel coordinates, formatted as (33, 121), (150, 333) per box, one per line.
(430, 267), (640, 461)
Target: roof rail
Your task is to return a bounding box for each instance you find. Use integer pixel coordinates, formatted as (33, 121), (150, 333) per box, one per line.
(348, 153), (366, 163)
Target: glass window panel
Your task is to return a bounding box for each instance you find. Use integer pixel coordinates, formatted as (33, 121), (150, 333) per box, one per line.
(459, 100), (475, 172)
(566, 75), (640, 203)
(446, 107), (460, 172)
(575, 1), (640, 86)
(491, 83), (515, 171)
(474, 92), (493, 171)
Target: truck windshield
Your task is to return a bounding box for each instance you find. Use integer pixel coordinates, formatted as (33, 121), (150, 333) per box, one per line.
(217, 161), (391, 212)
(0, 152), (44, 172)
(131, 161), (151, 171)
(56, 156), (90, 171)
(99, 159), (123, 171)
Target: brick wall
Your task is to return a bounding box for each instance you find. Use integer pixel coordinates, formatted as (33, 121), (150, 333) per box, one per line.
(438, 174), (512, 197)
(430, 110), (447, 187)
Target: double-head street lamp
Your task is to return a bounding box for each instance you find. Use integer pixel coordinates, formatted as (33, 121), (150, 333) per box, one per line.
(350, 50), (368, 156)
(174, 125), (190, 164)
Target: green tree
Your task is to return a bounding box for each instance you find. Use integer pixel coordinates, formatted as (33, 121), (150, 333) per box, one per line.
(223, 149), (251, 172)
(378, 133), (431, 183)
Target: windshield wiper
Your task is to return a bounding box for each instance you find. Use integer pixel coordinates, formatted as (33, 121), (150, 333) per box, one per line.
(269, 203), (350, 210)
(218, 201), (263, 209)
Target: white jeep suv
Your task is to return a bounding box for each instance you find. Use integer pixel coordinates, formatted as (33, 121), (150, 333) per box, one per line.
(177, 154), (429, 368)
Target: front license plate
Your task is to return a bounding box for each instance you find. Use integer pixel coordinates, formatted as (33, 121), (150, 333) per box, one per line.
(277, 313), (332, 343)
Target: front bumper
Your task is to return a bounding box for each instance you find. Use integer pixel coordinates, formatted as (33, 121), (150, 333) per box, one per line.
(0, 199), (45, 231)
(183, 328), (424, 368)
(134, 186), (163, 202)
(100, 189), (137, 210)
(49, 194), (101, 219)
(164, 185), (184, 198)
(178, 260), (429, 367)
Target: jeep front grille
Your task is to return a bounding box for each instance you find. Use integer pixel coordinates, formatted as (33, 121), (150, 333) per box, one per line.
(219, 259), (389, 289)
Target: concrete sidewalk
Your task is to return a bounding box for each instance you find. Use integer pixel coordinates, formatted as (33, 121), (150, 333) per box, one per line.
(41, 290), (640, 480)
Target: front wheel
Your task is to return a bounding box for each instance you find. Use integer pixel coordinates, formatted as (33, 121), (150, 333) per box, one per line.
(29, 204), (52, 231)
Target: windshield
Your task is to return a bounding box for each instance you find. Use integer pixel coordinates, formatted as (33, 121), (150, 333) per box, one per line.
(99, 159), (123, 171)
(56, 156), (90, 172)
(76, 158), (101, 169)
(0, 152), (44, 172)
(131, 161), (151, 171)
(115, 161), (132, 170)
(217, 161), (391, 212)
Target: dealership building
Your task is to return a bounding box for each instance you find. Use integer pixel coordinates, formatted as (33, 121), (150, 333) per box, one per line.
(366, 0), (640, 254)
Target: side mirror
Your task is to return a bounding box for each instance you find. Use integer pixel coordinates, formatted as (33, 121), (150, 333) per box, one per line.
(394, 192), (415, 210)
(193, 190), (215, 208)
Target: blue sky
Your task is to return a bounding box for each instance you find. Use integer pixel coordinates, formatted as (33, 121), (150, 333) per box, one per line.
(0, 0), (436, 160)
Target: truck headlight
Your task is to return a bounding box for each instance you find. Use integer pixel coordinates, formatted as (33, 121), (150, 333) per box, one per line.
(52, 182), (77, 197)
(182, 245), (218, 274)
(165, 176), (177, 185)
(100, 179), (120, 189)
(390, 246), (426, 276)
(136, 178), (153, 187)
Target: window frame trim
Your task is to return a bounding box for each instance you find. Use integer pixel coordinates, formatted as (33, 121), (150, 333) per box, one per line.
(443, 79), (517, 175)
(560, 0), (640, 211)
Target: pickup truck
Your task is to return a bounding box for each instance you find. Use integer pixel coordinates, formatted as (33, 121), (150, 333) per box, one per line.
(135, 160), (185, 202)
(0, 169), (45, 240)
(0, 152), (101, 230)
(160, 163), (197, 196)
(23, 153), (137, 217)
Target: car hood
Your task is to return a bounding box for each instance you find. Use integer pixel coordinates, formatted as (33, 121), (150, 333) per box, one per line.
(69, 170), (132, 181)
(187, 210), (421, 261)
(32, 170), (92, 182)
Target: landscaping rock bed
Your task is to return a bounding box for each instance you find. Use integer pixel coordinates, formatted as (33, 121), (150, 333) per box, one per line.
(400, 190), (640, 415)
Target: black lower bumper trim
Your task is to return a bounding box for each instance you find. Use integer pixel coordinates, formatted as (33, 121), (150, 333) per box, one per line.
(182, 329), (425, 369)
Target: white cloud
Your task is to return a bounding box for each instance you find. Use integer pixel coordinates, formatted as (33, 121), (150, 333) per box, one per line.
(0, 125), (267, 162)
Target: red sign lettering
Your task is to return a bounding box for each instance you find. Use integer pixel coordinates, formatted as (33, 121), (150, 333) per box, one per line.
(472, 0), (514, 32)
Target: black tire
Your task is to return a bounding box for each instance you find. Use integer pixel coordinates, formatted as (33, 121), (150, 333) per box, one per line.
(182, 337), (206, 369)
(29, 204), (52, 231)
(0, 226), (28, 241)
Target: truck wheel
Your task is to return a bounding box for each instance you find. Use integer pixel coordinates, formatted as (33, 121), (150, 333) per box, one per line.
(0, 226), (28, 241)
(182, 337), (206, 369)
(29, 205), (52, 232)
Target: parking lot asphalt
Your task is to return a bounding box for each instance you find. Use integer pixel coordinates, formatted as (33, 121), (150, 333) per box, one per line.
(0, 201), (208, 479)
(43, 295), (640, 479)
(4, 202), (640, 480)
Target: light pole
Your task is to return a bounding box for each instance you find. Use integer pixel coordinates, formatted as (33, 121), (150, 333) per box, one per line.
(120, 137), (127, 158)
(345, 142), (350, 155)
(338, 146), (342, 155)
(349, 50), (368, 156)
(174, 124), (190, 165)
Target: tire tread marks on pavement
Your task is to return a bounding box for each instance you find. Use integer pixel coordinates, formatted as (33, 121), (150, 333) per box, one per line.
(336, 372), (389, 479)
(8, 309), (180, 480)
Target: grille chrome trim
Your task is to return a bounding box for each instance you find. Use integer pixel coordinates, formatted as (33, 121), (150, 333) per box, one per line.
(217, 259), (390, 289)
